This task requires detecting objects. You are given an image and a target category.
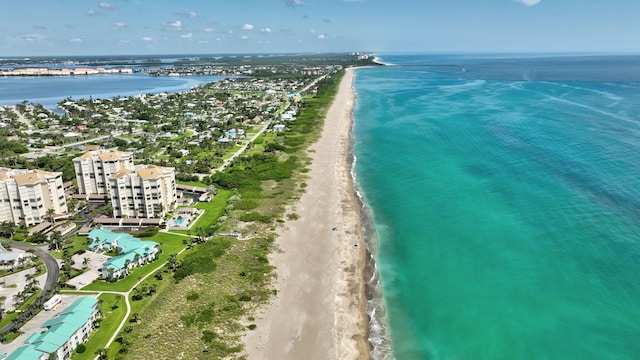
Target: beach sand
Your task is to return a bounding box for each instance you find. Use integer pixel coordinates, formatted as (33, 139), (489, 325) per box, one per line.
(243, 68), (370, 359)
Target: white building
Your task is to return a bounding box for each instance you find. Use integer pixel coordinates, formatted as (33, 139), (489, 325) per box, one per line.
(109, 165), (176, 218)
(0, 168), (68, 226)
(73, 149), (134, 195)
(6, 296), (99, 360)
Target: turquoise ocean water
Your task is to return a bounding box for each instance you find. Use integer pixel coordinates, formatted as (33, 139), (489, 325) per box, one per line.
(353, 55), (640, 359)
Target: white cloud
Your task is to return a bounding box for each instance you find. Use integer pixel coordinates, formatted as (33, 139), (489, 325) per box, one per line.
(68, 38), (83, 43)
(285, 0), (303, 6)
(112, 22), (127, 30)
(241, 24), (254, 30)
(163, 20), (183, 30)
(317, 34), (328, 40)
(181, 33), (193, 39)
(99, 2), (117, 10)
(197, 40), (208, 44)
(515, 0), (541, 6)
(180, 11), (198, 18)
(241, 35), (249, 40)
(261, 27), (272, 33)
(141, 37), (154, 42)
(20, 33), (46, 42)
(86, 10), (101, 16)
(204, 27), (216, 33)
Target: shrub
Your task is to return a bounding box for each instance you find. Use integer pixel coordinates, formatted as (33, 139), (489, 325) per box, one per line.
(76, 344), (87, 354)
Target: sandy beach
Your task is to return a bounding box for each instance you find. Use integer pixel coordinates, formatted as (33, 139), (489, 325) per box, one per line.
(243, 68), (369, 359)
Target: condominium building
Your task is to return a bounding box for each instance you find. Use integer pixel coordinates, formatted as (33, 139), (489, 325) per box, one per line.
(0, 168), (68, 226)
(109, 165), (176, 218)
(73, 149), (134, 195)
(6, 296), (99, 360)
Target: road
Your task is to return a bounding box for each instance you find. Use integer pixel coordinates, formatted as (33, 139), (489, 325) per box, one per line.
(0, 241), (59, 334)
(8, 242), (59, 296)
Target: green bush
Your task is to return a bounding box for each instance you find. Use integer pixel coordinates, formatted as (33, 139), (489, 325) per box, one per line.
(76, 343), (87, 353)
(239, 212), (271, 223)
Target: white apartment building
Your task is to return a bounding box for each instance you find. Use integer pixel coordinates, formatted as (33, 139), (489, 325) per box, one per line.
(0, 168), (68, 226)
(109, 165), (176, 218)
(73, 149), (134, 195)
(6, 296), (99, 360)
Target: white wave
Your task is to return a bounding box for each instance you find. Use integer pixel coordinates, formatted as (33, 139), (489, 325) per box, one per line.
(438, 79), (486, 93)
(546, 82), (624, 101)
(546, 95), (640, 126)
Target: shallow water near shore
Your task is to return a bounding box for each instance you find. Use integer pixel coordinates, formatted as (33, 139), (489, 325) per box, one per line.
(353, 54), (640, 359)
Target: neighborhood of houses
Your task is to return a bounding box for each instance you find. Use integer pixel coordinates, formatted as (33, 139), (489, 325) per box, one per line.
(0, 54), (374, 359)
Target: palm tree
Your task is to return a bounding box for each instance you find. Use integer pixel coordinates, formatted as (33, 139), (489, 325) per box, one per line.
(49, 230), (63, 251)
(82, 257), (90, 270)
(45, 208), (56, 223)
(95, 348), (108, 360)
(0, 295), (6, 319)
(0, 221), (16, 239)
(195, 227), (206, 243)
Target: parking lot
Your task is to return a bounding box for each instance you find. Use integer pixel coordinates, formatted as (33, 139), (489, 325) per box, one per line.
(67, 251), (108, 289)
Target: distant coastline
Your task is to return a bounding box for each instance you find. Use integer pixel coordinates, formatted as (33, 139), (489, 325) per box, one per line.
(371, 56), (391, 66)
(0, 67), (133, 77)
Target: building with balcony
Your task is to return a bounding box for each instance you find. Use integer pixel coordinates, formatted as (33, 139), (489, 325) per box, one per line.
(0, 168), (68, 226)
(109, 165), (176, 219)
(73, 149), (134, 195)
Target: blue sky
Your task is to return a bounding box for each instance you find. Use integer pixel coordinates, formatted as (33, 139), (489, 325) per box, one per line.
(1, 0), (639, 56)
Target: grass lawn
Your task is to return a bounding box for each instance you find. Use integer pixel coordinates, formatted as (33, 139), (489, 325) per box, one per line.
(73, 293), (127, 360)
(191, 189), (232, 230)
(0, 289), (42, 331)
(51, 236), (90, 259)
(223, 144), (243, 160)
(80, 232), (186, 292)
(175, 179), (208, 188)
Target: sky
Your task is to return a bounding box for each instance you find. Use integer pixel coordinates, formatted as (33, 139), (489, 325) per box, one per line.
(1, 0), (639, 56)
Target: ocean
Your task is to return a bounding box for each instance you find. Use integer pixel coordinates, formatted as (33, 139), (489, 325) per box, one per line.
(0, 73), (225, 110)
(352, 54), (640, 359)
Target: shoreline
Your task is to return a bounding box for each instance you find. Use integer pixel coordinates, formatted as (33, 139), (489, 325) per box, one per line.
(243, 68), (370, 359)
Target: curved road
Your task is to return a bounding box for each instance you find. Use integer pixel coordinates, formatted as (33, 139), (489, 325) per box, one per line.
(8, 242), (59, 295)
(0, 241), (59, 334)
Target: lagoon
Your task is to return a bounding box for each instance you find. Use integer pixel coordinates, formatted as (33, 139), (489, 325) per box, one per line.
(0, 73), (227, 110)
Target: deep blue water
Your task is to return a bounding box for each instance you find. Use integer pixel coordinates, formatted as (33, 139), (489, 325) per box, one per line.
(353, 54), (640, 359)
(0, 73), (225, 110)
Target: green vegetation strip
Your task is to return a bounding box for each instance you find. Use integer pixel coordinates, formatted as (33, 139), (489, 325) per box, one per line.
(114, 70), (345, 359)
(73, 293), (127, 360)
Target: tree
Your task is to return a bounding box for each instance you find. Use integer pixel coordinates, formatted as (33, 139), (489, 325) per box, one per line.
(28, 232), (48, 244)
(45, 208), (56, 223)
(195, 227), (206, 244)
(49, 230), (63, 251)
(0, 221), (16, 239)
(0, 295), (6, 320)
(82, 257), (90, 269)
(95, 348), (108, 360)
